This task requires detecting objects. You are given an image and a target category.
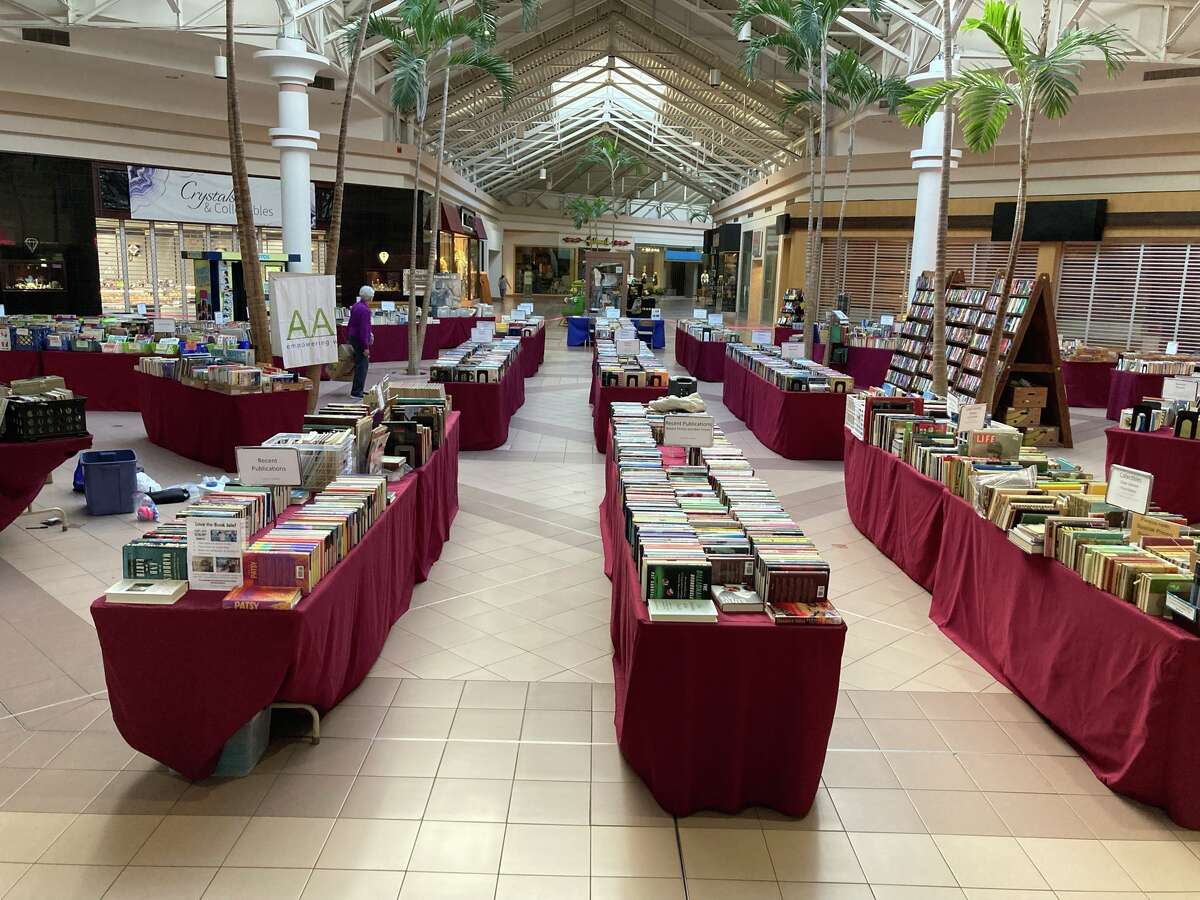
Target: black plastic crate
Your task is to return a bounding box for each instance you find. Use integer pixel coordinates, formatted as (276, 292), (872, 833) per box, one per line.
(1, 395), (88, 442)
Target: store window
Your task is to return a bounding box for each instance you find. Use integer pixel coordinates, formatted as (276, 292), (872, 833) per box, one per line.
(515, 246), (573, 294)
(439, 232), (479, 300)
(97, 218), (124, 313)
(762, 232), (779, 324)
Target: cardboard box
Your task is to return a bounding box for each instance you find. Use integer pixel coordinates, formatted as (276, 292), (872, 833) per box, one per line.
(10, 376), (67, 396)
(1009, 386), (1048, 408)
(1022, 426), (1060, 447)
(1004, 406), (1042, 427)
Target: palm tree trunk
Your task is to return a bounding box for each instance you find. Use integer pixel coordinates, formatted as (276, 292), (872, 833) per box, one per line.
(802, 69), (816, 357)
(225, 0), (269, 361)
(931, 0), (953, 397)
(834, 122), (855, 299)
(325, 3), (371, 275)
(420, 42), (452, 361)
(805, 45), (830, 360)
(406, 111), (427, 375)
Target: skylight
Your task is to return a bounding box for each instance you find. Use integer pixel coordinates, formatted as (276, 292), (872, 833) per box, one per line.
(552, 56), (664, 124)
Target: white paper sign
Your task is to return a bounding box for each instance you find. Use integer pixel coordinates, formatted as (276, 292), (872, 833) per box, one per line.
(271, 273), (339, 369)
(751, 330), (771, 345)
(519, 302), (534, 314)
(692, 308), (706, 320)
(1166, 340), (1180, 355)
(650, 308), (662, 320)
(136, 303), (147, 316)
(663, 414), (715, 448)
(152, 318), (175, 334)
(214, 311), (227, 325)
(946, 393), (961, 419)
(381, 300), (396, 312)
(707, 313), (723, 327)
(186, 515), (247, 591)
(1162, 377), (1200, 403)
(605, 308), (620, 319)
(470, 326), (491, 343)
(0, 329), (12, 351)
(781, 342), (805, 360)
(616, 339), (640, 357)
(0, 305), (6, 317)
(880, 314), (895, 326)
(1106, 464), (1154, 515)
(236, 446), (301, 486)
(958, 403), (987, 433)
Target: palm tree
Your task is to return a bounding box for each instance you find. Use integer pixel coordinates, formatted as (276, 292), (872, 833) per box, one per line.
(224, 0), (269, 360)
(326, 1), (373, 277)
(577, 135), (644, 243)
(902, 0), (1127, 407)
(566, 196), (608, 239)
(366, 0), (519, 372)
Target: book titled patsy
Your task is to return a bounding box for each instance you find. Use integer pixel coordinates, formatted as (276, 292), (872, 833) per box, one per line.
(222, 584), (302, 610)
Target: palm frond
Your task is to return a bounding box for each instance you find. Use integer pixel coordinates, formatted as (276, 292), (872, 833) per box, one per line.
(964, 0), (1027, 72)
(445, 48), (516, 103)
(388, 46), (429, 115)
(742, 31), (812, 76)
(516, 0), (541, 31)
(955, 68), (1019, 151)
(781, 86), (821, 125)
(898, 78), (960, 126)
(732, 0), (803, 35)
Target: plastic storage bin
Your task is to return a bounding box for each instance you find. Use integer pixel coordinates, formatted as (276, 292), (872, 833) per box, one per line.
(213, 707), (271, 777)
(80, 449), (138, 516)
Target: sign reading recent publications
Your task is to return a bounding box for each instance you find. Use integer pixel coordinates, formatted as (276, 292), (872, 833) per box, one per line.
(271, 273), (338, 370)
(1106, 464), (1155, 515)
(751, 330), (771, 345)
(664, 414), (715, 447)
(235, 446), (301, 486)
(186, 515), (247, 591)
(126, 165), (313, 228)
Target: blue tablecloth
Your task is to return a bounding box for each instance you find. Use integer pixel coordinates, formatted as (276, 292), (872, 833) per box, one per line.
(567, 317), (665, 349)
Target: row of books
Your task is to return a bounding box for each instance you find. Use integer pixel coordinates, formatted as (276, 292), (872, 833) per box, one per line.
(429, 338), (520, 384)
(2, 313), (253, 354)
(726, 344), (853, 393)
(1117, 355), (1200, 375)
(1121, 395), (1200, 438)
(595, 338), (669, 389)
(384, 384), (450, 468)
(137, 354), (309, 394)
(678, 321), (743, 343)
(609, 402), (840, 626)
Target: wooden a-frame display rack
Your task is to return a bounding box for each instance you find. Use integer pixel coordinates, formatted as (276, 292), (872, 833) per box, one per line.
(886, 270), (1073, 448)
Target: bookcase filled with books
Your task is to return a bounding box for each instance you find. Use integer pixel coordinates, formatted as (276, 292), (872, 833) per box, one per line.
(886, 271), (1073, 448)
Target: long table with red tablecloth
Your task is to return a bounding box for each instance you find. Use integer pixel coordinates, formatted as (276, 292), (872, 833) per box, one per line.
(844, 428), (1200, 827)
(1105, 426), (1200, 524)
(765, 337), (893, 390)
(589, 373), (667, 452)
(0, 434), (94, 532)
(90, 412), (461, 780)
(335, 316), (494, 364)
(600, 428), (844, 816)
(519, 326), (546, 378)
(441, 361), (526, 451)
(0, 350), (148, 411)
(721, 355), (847, 459)
(1106, 369), (1166, 421)
(673, 327), (729, 382)
(1062, 360), (1116, 408)
(135, 373), (310, 472)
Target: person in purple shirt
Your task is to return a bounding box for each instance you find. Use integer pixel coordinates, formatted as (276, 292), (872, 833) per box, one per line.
(348, 285), (374, 398)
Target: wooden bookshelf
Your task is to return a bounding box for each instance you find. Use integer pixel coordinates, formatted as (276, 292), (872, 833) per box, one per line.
(885, 271), (1073, 448)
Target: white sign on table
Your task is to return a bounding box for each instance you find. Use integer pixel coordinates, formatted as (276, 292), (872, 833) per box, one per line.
(1162, 377), (1200, 403)
(780, 342), (805, 360)
(1106, 464), (1155, 515)
(136, 303), (147, 316)
(214, 311), (227, 325)
(615, 338), (640, 357)
(751, 329), (771, 345)
(663, 414), (715, 447)
(270, 273), (339, 369)
(381, 300), (396, 312)
(1166, 340), (1180, 355)
(958, 403), (987, 433)
(693, 308), (706, 320)
(235, 446), (301, 486)
(186, 515), (248, 591)
(605, 308), (620, 319)
(152, 318), (175, 334)
(470, 326), (492, 343)
(650, 308), (662, 320)
(707, 313), (723, 327)
(880, 314), (895, 326)
(519, 302), (534, 314)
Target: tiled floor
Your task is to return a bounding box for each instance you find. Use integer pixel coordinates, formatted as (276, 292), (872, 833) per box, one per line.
(0, 317), (1193, 898)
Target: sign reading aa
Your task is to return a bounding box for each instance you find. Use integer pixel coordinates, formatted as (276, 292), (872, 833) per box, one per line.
(663, 414), (714, 448)
(235, 446), (301, 486)
(271, 273), (338, 369)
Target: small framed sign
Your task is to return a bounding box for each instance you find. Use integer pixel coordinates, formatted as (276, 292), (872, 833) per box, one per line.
(1106, 464), (1154, 515)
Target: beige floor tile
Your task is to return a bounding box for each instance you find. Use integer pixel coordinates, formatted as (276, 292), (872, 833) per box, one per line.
(885, 751), (976, 791)
(315, 817), (419, 870)
(976, 694), (1043, 723)
(2, 768), (115, 813)
(912, 691), (991, 721)
(591, 780), (673, 827)
(1104, 839), (1200, 891)
(409, 819), (506, 874)
(933, 720), (1022, 754)
(763, 829), (865, 882)
(495, 874), (589, 899)
(516, 743), (591, 781)
(339, 775), (432, 819)
(223, 815), (333, 868)
(392, 678), (465, 708)
(449, 708), (525, 740)
(424, 778), (513, 822)
(1016, 837), (1138, 891)
(777, 884), (873, 900)
(283, 738), (371, 776)
(103, 865), (217, 900)
(378, 706), (457, 740)
(83, 771), (188, 815)
(999, 722), (1076, 757)
(0, 811), (76, 862)
(0, 864), (30, 898)
(500, 822), (591, 876)
(487, 652), (565, 681)
(302, 868), (405, 899)
(686, 879), (783, 899)
(864, 719), (950, 751)
(826, 719), (878, 750)
(199, 867), (309, 899)
(1065, 794), (1176, 840)
(131, 816), (248, 867)
(909, 790), (1010, 836)
(678, 827), (775, 881)
(526, 681), (593, 711)
(847, 690), (925, 719)
(45, 732), (136, 770)
(959, 754), (1055, 793)
(591, 825), (682, 878)
(395, 872), (496, 899)
(457, 679), (528, 710)
(847, 831), (957, 886)
(984, 792), (1093, 839)
(828, 787), (925, 832)
(821, 750), (900, 788)
(934, 834), (1049, 889)
(40, 813), (162, 865)
(360, 739), (446, 778)
(318, 705), (387, 740)
(171, 774), (275, 817)
(509, 780), (589, 824)
(522, 708), (592, 742)
(869, 888), (969, 900)
(437, 740), (518, 780)
(5, 863), (122, 900)
(591, 875), (685, 899)
(253, 774), (352, 819)
(340, 677), (401, 707)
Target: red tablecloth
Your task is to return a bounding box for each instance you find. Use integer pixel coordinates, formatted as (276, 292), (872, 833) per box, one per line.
(40, 352), (147, 412)
(519, 327), (546, 378)
(836, 347), (894, 390)
(1105, 426), (1200, 524)
(442, 363), (526, 451)
(0, 351), (43, 384)
(721, 356), (846, 459)
(336, 317), (494, 363)
(135, 374), (310, 472)
(773, 326), (803, 346)
(92, 476), (423, 780)
(929, 490), (1200, 828)
(842, 431), (945, 591)
(1063, 360), (1116, 408)
(1107, 370), (1166, 421)
(590, 375), (667, 452)
(674, 328), (729, 382)
(600, 428), (845, 816)
(413, 412), (461, 580)
(0, 434), (93, 532)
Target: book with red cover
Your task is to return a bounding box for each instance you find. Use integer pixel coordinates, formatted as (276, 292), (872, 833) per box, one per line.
(222, 584), (302, 610)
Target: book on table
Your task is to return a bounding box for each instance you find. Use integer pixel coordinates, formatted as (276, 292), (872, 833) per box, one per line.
(105, 579), (189, 605)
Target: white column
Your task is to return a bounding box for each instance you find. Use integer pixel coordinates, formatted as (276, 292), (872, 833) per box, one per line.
(256, 35), (327, 273)
(907, 57), (961, 297)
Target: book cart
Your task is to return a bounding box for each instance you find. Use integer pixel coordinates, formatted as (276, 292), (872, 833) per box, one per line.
(887, 271), (1073, 448)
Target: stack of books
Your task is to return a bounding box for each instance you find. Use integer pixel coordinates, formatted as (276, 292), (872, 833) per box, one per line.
(679, 320), (743, 343)
(726, 344), (853, 393)
(595, 338), (669, 388)
(429, 338), (520, 384)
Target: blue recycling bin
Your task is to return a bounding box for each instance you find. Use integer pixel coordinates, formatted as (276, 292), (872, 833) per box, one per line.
(79, 449), (138, 516)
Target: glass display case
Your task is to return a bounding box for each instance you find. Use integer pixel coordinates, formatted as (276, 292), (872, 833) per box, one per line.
(1, 256), (67, 293)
